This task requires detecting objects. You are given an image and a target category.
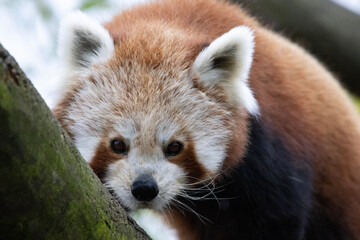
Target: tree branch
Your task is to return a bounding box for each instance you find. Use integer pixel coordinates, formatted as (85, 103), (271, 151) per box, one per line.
(0, 43), (150, 240)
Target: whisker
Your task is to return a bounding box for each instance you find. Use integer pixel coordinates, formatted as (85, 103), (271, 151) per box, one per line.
(178, 193), (238, 201)
(171, 198), (213, 224)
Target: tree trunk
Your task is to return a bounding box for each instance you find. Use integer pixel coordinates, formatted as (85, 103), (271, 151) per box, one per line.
(234, 0), (360, 95)
(0, 43), (150, 240)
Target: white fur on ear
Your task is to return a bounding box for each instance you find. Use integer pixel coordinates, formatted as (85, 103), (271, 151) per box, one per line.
(58, 11), (114, 72)
(192, 26), (259, 116)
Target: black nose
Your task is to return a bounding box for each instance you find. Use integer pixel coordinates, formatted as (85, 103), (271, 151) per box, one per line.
(131, 175), (159, 202)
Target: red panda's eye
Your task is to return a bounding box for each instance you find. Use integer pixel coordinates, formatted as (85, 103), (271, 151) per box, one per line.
(110, 139), (127, 154)
(165, 142), (183, 156)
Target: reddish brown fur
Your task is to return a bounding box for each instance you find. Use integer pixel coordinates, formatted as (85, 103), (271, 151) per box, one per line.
(251, 29), (360, 236)
(103, 0), (360, 237)
(167, 209), (204, 240)
(168, 138), (207, 181)
(90, 137), (126, 180)
(53, 85), (80, 140)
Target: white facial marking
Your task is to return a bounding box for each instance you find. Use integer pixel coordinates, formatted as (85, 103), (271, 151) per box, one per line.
(112, 119), (138, 142)
(75, 136), (102, 162)
(190, 112), (231, 174)
(156, 121), (185, 146)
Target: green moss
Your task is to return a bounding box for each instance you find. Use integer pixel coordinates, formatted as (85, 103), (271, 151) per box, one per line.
(0, 45), (149, 239)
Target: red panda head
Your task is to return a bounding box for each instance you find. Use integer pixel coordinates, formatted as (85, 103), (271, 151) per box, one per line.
(53, 12), (259, 211)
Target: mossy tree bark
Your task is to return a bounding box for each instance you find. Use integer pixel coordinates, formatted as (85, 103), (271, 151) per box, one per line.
(0, 44), (150, 240)
(234, 0), (360, 95)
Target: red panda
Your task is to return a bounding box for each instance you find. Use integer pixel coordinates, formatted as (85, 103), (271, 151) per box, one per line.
(53, 0), (360, 239)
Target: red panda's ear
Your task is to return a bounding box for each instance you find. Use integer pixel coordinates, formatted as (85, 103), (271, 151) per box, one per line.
(58, 12), (114, 73)
(192, 26), (259, 116)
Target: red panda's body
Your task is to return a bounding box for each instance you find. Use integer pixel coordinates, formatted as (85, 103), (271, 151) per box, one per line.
(54, 0), (360, 239)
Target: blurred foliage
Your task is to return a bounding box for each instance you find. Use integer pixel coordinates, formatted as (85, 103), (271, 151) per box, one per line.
(351, 95), (360, 112)
(80, 0), (110, 10)
(2, 0), (110, 19)
(34, 0), (52, 19)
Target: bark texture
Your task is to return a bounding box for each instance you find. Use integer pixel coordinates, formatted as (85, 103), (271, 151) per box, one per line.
(234, 0), (360, 94)
(0, 43), (150, 240)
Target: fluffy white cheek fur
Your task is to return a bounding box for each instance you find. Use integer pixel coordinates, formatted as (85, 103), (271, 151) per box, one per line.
(104, 159), (186, 211)
(74, 136), (102, 162)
